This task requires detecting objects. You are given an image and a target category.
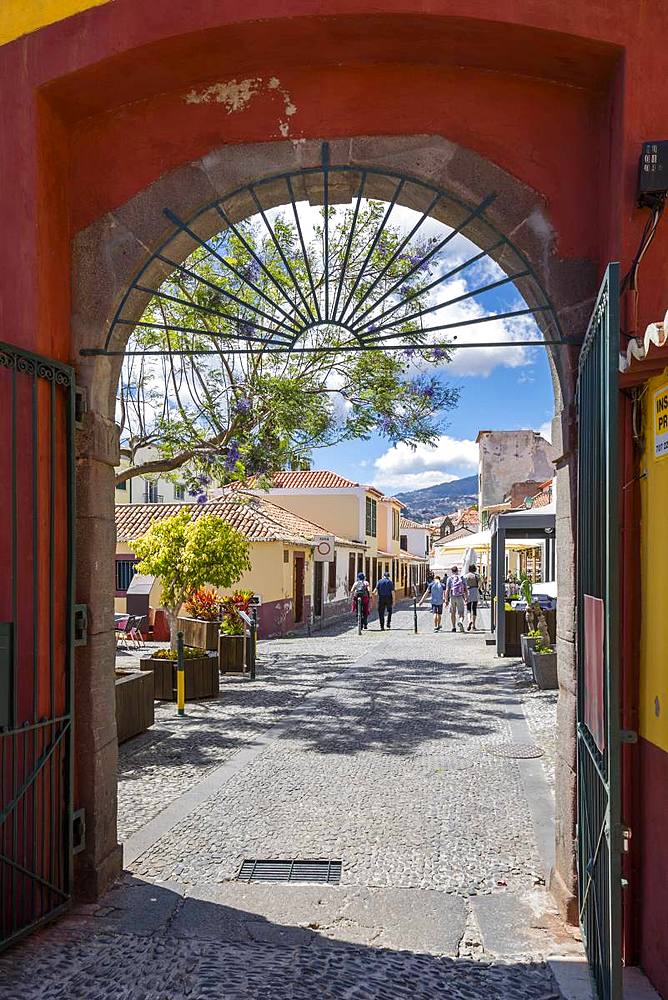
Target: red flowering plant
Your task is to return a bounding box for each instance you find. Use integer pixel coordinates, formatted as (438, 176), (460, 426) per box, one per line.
(220, 589), (254, 636)
(183, 586), (221, 622)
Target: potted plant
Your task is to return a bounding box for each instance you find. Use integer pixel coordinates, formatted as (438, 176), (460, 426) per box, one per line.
(219, 589), (254, 673)
(131, 508), (251, 651)
(530, 642), (558, 690)
(521, 629), (542, 666)
(139, 645), (219, 700)
(178, 586), (221, 651)
(519, 572), (551, 664)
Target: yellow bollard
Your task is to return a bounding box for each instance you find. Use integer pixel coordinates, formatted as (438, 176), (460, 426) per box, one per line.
(176, 630), (185, 717)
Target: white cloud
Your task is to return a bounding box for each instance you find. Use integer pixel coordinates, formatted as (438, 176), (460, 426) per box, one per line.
(372, 434), (478, 492)
(537, 420), (553, 443)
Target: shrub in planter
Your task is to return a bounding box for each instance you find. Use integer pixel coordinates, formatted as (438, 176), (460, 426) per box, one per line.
(520, 630), (542, 666)
(218, 590), (253, 673)
(178, 586), (222, 650)
(530, 645), (558, 690)
(140, 645), (220, 700)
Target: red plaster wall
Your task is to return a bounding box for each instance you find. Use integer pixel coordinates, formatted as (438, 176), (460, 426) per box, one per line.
(638, 737), (668, 996)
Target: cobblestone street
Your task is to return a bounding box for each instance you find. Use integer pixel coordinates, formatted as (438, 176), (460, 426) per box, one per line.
(1, 606), (581, 999)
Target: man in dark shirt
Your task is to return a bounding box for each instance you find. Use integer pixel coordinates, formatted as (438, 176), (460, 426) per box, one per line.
(374, 571), (395, 630)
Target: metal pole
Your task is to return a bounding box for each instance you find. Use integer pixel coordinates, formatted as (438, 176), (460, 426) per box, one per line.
(251, 605), (258, 653)
(176, 631), (185, 716)
(249, 619), (256, 681)
(413, 595), (418, 634)
(357, 595), (363, 635)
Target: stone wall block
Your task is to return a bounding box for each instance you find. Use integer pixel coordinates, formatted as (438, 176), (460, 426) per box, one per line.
(76, 515), (117, 636)
(76, 456), (116, 522)
(201, 140), (302, 197)
(75, 410), (120, 467)
(556, 682), (577, 770)
(113, 162), (216, 251)
(72, 732), (122, 901)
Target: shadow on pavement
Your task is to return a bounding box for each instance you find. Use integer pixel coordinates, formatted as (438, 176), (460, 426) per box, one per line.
(0, 875), (560, 999)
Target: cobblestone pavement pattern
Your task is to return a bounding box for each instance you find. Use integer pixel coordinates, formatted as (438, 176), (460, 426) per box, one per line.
(1, 606), (579, 998)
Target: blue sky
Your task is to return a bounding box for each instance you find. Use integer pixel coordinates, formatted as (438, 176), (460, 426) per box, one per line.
(316, 344), (555, 493)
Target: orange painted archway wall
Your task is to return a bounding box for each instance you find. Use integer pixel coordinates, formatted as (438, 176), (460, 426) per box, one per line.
(2, 1), (668, 990)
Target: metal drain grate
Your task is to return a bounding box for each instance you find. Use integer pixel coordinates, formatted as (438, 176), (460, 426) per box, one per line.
(483, 742), (544, 759)
(237, 859), (342, 884)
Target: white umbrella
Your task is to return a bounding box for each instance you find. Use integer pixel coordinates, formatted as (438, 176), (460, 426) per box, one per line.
(462, 547), (477, 573)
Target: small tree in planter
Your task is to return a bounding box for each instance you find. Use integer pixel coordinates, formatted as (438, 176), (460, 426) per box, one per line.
(132, 508), (251, 649)
(219, 589), (254, 673)
(180, 586), (222, 650)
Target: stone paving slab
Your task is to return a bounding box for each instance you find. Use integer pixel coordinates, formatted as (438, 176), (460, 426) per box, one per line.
(1, 608), (579, 999)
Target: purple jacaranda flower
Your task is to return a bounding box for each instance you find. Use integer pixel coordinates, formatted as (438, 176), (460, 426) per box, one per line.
(224, 439), (241, 471)
(422, 386), (435, 399)
(241, 260), (261, 283)
(403, 347), (417, 359)
(188, 486), (202, 498)
(380, 416), (394, 434)
(196, 493), (208, 505)
(432, 347), (447, 361)
(237, 319), (254, 338)
(235, 397), (252, 414)
(197, 473), (211, 486)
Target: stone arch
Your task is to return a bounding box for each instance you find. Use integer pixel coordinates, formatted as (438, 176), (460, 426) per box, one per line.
(72, 134), (593, 919)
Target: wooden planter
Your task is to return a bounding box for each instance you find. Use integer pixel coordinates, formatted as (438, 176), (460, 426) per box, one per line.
(176, 616), (222, 651)
(218, 634), (246, 674)
(115, 669), (155, 743)
(140, 654), (220, 700)
(530, 649), (558, 690)
(503, 609), (525, 658)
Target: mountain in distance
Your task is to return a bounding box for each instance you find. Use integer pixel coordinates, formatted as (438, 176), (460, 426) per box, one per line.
(396, 474), (478, 521)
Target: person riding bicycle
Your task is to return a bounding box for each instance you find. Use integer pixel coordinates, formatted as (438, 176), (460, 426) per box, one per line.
(350, 572), (370, 629)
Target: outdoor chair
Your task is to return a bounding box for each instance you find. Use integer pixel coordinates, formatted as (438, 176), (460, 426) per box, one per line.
(116, 615), (135, 649)
(129, 615), (146, 648)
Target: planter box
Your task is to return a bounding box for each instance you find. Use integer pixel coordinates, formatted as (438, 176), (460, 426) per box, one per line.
(530, 649), (558, 690)
(115, 669), (154, 743)
(176, 616), (222, 651)
(218, 634), (246, 674)
(503, 609), (525, 658)
(140, 654), (220, 700)
(520, 634), (539, 666)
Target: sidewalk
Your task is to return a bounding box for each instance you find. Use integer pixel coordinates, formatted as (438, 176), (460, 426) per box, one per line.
(1, 606), (582, 999)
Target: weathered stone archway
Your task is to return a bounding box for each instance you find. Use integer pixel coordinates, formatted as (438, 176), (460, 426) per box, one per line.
(72, 134), (596, 920)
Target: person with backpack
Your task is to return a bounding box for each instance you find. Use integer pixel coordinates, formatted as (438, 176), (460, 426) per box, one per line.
(419, 575), (446, 632)
(445, 565), (468, 633)
(373, 570), (395, 630)
(350, 572), (371, 630)
(464, 563), (481, 631)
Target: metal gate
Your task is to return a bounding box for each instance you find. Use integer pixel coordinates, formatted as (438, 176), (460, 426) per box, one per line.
(0, 342), (75, 949)
(576, 263), (622, 999)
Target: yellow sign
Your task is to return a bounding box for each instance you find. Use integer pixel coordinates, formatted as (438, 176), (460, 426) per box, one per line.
(654, 383), (668, 459)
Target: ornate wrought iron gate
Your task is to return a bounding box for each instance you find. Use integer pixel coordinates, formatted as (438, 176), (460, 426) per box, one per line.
(0, 342), (75, 949)
(576, 264), (622, 999)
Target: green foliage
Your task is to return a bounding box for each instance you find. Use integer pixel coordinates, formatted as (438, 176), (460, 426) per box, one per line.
(527, 630), (542, 639)
(152, 646), (207, 660)
(519, 572), (533, 607)
(117, 202), (460, 485)
(132, 510), (251, 644)
(220, 589), (254, 636)
(184, 586), (220, 621)
(534, 645), (554, 655)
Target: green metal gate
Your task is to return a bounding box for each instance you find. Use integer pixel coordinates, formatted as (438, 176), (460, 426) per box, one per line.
(0, 342), (75, 949)
(576, 263), (622, 999)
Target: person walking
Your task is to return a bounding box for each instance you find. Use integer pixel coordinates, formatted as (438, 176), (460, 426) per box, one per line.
(464, 563), (481, 631)
(445, 565), (467, 633)
(350, 572), (370, 630)
(419, 575), (445, 632)
(374, 570), (395, 630)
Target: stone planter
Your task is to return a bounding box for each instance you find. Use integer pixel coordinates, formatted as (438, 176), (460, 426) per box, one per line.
(530, 649), (558, 690)
(176, 616), (222, 651)
(520, 634), (539, 666)
(218, 634), (246, 674)
(140, 654), (220, 700)
(115, 669), (154, 743)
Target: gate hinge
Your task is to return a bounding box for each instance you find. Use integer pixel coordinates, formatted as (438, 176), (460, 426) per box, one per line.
(621, 729), (638, 744)
(72, 808), (86, 854)
(74, 604), (88, 647)
(74, 386), (88, 427)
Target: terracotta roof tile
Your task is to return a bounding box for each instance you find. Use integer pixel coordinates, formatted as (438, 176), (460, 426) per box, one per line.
(400, 516), (428, 529)
(115, 494), (365, 549)
(433, 526), (476, 545)
(220, 470), (385, 497)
